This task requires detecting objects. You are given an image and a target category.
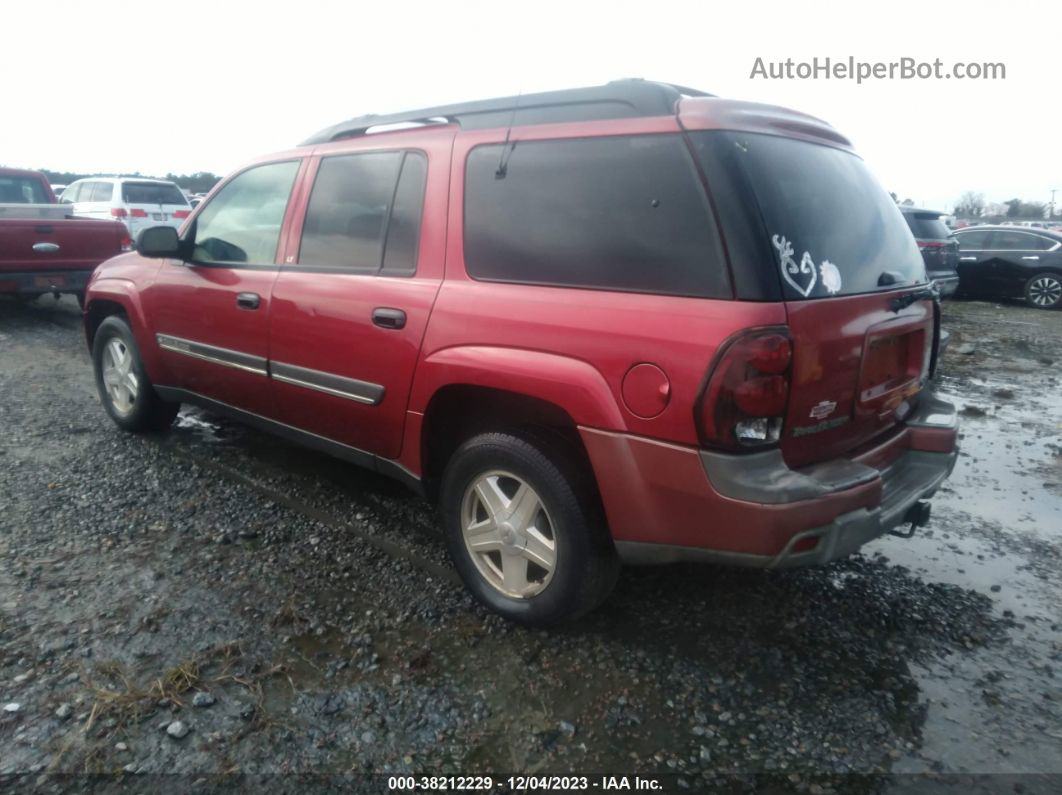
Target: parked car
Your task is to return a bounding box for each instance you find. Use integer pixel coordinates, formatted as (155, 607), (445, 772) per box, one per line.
(83, 80), (958, 624)
(952, 225), (1062, 309)
(60, 177), (191, 240)
(0, 167), (129, 303)
(900, 207), (959, 297)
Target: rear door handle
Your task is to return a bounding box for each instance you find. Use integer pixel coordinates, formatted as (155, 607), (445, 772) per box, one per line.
(372, 307), (406, 329)
(236, 292), (261, 310)
(1022, 256), (1040, 261)
(959, 256), (976, 261)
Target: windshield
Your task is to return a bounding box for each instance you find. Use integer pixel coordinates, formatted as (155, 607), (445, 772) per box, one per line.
(121, 182), (188, 206)
(0, 176), (50, 204)
(691, 132), (926, 299)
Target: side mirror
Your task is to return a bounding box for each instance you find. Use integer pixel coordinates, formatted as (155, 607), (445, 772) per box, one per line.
(136, 225), (183, 258)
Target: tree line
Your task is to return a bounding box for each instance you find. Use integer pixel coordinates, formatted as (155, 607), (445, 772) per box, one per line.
(35, 169), (222, 194)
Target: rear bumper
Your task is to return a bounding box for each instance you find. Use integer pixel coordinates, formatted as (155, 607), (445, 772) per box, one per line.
(0, 269), (91, 296)
(929, 272), (960, 298)
(581, 393), (959, 568)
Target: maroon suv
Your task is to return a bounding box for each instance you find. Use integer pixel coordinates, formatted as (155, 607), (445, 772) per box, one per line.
(83, 80), (958, 624)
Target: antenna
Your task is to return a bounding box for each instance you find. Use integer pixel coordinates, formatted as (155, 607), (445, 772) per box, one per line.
(495, 90), (522, 179)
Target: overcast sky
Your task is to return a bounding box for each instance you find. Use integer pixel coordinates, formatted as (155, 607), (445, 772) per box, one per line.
(5, 0), (1058, 213)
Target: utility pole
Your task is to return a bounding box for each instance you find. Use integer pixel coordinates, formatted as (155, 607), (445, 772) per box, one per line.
(1051, 188), (1057, 219)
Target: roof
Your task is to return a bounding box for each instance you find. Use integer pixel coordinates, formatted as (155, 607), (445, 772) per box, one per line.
(70, 176), (178, 185)
(301, 79), (713, 145)
(955, 224), (1062, 240)
(899, 206), (947, 217)
(0, 167), (47, 180)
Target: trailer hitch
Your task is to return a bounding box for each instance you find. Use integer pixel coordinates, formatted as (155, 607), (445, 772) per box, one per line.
(889, 500), (932, 538)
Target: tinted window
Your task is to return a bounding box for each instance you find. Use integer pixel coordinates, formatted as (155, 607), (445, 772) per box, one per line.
(298, 152), (403, 271)
(0, 176), (50, 203)
(192, 161), (299, 265)
(903, 213), (950, 240)
(90, 182), (114, 202)
(122, 182), (188, 205)
(954, 230), (989, 250)
(989, 231), (1047, 250)
(692, 132), (925, 298)
(464, 135), (729, 298)
(381, 152), (427, 276)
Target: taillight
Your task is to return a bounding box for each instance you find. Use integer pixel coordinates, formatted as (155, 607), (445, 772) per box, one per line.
(120, 233), (133, 252)
(917, 241), (944, 249)
(110, 208), (128, 218)
(173, 210), (190, 219)
(129, 208), (148, 218)
(696, 329), (793, 450)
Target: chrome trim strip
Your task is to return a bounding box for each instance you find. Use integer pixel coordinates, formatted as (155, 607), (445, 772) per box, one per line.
(155, 334), (268, 376)
(270, 361), (385, 406)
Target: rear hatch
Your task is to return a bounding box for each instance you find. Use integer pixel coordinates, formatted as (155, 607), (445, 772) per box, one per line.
(690, 130), (934, 469)
(904, 210), (960, 279)
(120, 181), (190, 227)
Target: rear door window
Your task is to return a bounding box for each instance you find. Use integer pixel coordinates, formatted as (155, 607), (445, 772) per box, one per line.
(954, 230), (989, 250)
(463, 135), (730, 298)
(122, 182), (188, 206)
(691, 132), (926, 299)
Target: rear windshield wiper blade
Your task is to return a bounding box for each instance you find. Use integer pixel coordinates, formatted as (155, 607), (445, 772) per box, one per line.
(890, 284), (939, 312)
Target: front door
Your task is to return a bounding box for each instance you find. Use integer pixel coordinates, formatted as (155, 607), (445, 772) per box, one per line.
(268, 129), (451, 459)
(144, 159), (304, 418)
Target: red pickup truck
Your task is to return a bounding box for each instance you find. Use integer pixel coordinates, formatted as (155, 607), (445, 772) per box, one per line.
(0, 167), (128, 304)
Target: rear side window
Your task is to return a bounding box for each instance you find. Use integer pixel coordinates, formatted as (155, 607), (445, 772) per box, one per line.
(122, 182), (188, 205)
(904, 213), (950, 240)
(381, 153), (428, 276)
(464, 135), (730, 298)
(692, 132), (926, 299)
(954, 230), (988, 250)
(90, 182), (114, 202)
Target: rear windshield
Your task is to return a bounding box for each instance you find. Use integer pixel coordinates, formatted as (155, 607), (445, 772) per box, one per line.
(0, 176), (49, 204)
(691, 132), (926, 299)
(121, 182), (188, 206)
(903, 213), (951, 240)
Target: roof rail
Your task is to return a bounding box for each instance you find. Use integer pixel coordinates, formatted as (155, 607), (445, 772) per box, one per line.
(300, 79), (713, 145)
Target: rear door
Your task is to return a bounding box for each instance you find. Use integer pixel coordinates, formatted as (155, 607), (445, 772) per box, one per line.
(691, 131), (934, 468)
(982, 230), (1056, 296)
(144, 160), (304, 417)
(267, 128), (451, 459)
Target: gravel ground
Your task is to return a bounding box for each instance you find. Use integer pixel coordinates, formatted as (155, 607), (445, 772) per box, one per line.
(0, 295), (1060, 794)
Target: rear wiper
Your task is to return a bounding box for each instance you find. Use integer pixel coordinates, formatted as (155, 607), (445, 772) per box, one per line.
(890, 284), (940, 312)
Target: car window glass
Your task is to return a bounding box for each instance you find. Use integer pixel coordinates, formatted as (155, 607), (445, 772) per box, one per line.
(91, 182), (114, 202)
(61, 184), (82, 203)
(298, 152), (403, 271)
(954, 230), (988, 250)
(381, 152), (428, 276)
(122, 182), (188, 205)
(464, 135), (729, 298)
(0, 176), (50, 203)
(990, 231), (1043, 251)
(191, 161), (300, 265)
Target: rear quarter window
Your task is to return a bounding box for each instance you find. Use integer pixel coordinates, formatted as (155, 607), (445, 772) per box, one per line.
(463, 134), (730, 299)
(692, 132), (926, 299)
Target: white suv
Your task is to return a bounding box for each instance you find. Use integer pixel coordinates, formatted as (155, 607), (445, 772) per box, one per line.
(59, 177), (191, 239)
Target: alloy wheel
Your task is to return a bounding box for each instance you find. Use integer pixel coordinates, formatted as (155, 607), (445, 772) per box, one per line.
(101, 337), (139, 416)
(1029, 276), (1062, 307)
(461, 471), (557, 599)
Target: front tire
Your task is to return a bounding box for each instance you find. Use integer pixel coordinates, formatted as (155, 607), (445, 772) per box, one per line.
(92, 315), (179, 432)
(440, 431), (619, 625)
(1025, 272), (1062, 309)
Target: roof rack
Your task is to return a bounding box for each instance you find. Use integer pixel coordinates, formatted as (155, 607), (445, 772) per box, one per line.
(300, 79), (713, 145)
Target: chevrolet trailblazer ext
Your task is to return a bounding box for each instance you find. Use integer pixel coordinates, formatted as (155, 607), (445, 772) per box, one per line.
(82, 81), (958, 624)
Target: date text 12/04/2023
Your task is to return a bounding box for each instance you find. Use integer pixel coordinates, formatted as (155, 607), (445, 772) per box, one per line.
(386, 775), (664, 791)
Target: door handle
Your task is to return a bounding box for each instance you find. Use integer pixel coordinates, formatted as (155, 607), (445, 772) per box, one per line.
(1022, 256), (1040, 261)
(372, 307), (406, 329)
(32, 242), (60, 253)
(236, 292), (261, 310)
(959, 256), (976, 261)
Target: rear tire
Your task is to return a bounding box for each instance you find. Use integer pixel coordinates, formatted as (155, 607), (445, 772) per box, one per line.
(92, 315), (179, 432)
(440, 430), (619, 625)
(1024, 272), (1062, 309)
